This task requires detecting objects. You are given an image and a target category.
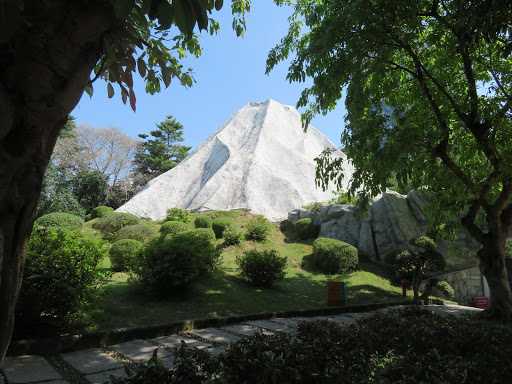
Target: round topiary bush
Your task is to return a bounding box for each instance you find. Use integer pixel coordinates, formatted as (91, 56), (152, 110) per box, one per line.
(109, 239), (143, 272)
(236, 249), (287, 287)
(92, 212), (141, 234)
(191, 228), (216, 242)
(35, 212), (84, 231)
(117, 224), (158, 243)
(435, 280), (455, 300)
(85, 214), (92, 222)
(130, 231), (222, 292)
(165, 207), (191, 223)
(90, 205), (115, 219)
(311, 237), (358, 274)
(294, 218), (320, 240)
(17, 226), (108, 330)
(212, 217), (235, 238)
(194, 215), (213, 229)
(160, 220), (189, 237)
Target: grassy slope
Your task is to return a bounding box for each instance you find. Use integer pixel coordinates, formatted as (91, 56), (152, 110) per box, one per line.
(84, 210), (403, 332)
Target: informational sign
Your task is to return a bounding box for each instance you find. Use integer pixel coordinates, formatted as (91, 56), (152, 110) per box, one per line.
(327, 281), (345, 307)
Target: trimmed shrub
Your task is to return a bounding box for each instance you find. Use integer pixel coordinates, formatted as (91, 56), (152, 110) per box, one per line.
(92, 212), (140, 234)
(85, 214), (92, 222)
(109, 239), (143, 272)
(311, 237), (358, 274)
(35, 212), (84, 231)
(194, 215), (213, 228)
(212, 217), (235, 238)
(90, 205), (114, 219)
(117, 224), (158, 243)
(294, 218), (320, 240)
(245, 215), (272, 241)
(165, 207), (190, 223)
(435, 280), (455, 300)
(160, 220), (189, 237)
(223, 227), (244, 246)
(236, 249), (287, 287)
(130, 231), (222, 292)
(191, 228), (216, 242)
(17, 227), (108, 329)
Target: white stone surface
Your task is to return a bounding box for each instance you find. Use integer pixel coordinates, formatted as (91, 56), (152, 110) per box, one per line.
(2, 356), (62, 383)
(117, 100), (353, 222)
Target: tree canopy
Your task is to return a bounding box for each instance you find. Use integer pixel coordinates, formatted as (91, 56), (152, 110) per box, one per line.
(267, 0), (512, 318)
(133, 115), (191, 179)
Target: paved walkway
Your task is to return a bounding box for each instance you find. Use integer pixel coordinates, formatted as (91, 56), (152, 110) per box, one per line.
(1, 304), (482, 384)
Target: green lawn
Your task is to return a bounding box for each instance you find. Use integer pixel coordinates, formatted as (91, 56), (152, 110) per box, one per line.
(82, 210), (403, 332)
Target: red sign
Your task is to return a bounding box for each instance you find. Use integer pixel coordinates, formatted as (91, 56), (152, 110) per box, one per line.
(473, 297), (489, 309)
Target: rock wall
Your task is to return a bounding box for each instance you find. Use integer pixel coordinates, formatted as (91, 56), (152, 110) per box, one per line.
(289, 190), (481, 269)
(440, 266), (486, 306)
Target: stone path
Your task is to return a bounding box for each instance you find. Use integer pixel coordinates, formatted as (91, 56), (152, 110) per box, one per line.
(1, 304), (482, 384)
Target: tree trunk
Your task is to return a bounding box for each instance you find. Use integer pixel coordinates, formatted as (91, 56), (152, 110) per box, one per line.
(0, 1), (116, 368)
(479, 234), (512, 321)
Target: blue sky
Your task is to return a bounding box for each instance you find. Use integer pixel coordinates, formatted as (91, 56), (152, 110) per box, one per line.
(72, 0), (347, 150)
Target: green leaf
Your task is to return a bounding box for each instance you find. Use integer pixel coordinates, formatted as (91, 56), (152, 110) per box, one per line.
(84, 83), (93, 98)
(113, 0), (136, 19)
(137, 57), (147, 77)
(161, 66), (171, 88)
(107, 83), (114, 99)
(129, 88), (136, 112)
(215, 0), (223, 11)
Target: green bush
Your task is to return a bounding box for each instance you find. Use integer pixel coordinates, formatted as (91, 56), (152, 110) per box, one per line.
(236, 249), (287, 287)
(130, 231), (222, 293)
(245, 215), (272, 241)
(109, 239), (143, 272)
(165, 207), (190, 223)
(90, 205), (114, 219)
(160, 220), (189, 237)
(85, 214), (92, 222)
(302, 201), (322, 214)
(435, 280), (455, 300)
(223, 227), (244, 246)
(294, 218), (320, 240)
(212, 217), (235, 238)
(92, 212), (140, 235)
(16, 227), (108, 330)
(191, 228), (216, 242)
(194, 215), (213, 228)
(35, 212), (84, 231)
(311, 237), (358, 274)
(112, 307), (512, 384)
(117, 224), (158, 243)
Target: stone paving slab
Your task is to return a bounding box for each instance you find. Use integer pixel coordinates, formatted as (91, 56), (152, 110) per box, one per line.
(268, 318), (299, 327)
(187, 328), (242, 344)
(326, 315), (356, 324)
(2, 356), (62, 384)
(221, 324), (274, 337)
(86, 368), (129, 384)
(110, 340), (172, 363)
(245, 320), (296, 333)
(424, 304), (483, 317)
(151, 335), (212, 350)
(61, 348), (123, 375)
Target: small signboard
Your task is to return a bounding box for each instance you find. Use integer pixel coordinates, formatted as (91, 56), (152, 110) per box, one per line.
(327, 281), (345, 307)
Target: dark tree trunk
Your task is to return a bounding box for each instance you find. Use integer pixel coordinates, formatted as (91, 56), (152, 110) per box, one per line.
(478, 231), (512, 320)
(0, 1), (116, 367)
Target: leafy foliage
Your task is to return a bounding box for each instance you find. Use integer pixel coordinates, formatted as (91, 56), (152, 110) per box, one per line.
(16, 227), (108, 330)
(245, 215), (272, 242)
(91, 205), (115, 219)
(165, 207), (191, 223)
(35, 212), (84, 231)
(393, 236), (446, 300)
(191, 228), (216, 242)
(92, 212), (141, 236)
(194, 215), (213, 228)
(160, 220), (189, 237)
(294, 218), (320, 240)
(117, 224), (158, 243)
(130, 231), (222, 293)
(109, 239), (143, 272)
(133, 116), (191, 179)
(311, 237), (358, 274)
(212, 217), (236, 239)
(110, 308), (512, 384)
(222, 226), (245, 246)
(301, 201), (322, 214)
(236, 249), (287, 287)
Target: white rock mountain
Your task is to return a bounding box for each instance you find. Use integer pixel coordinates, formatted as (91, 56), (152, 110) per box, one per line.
(117, 99), (354, 221)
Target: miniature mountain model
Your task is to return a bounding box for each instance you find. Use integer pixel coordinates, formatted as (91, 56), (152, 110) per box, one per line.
(117, 99), (355, 221)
